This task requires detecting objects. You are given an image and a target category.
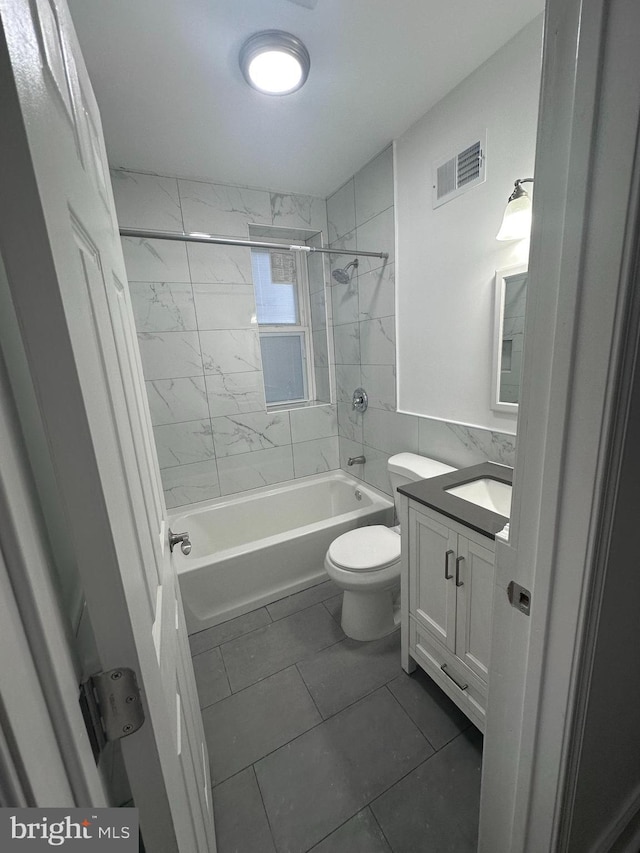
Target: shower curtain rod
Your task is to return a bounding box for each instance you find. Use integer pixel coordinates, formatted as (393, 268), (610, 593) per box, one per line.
(118, 227), (389, 260)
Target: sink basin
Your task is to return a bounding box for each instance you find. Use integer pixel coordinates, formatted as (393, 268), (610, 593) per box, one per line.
(445, 478), (512, 517)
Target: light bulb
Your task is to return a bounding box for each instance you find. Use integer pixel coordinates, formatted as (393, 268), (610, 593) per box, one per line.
(240, 31), (310, 96)
(248, 51), (303, 94)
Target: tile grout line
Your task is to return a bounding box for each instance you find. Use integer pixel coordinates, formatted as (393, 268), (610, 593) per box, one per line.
(190, 628), (269, 660)
(192, 602), (342, 680)
(321, 597), (342, 628)
(181, 204), (222, 500)
(255, 593), (341, 627)
(355, 202), (395, 239)
(367, 726), (477, 820)
(234, 685), (459, 851)
(191, 648), (231, 714)
(189, 583), (337, 655)
(294, 660), (324, 722)
(381, 682), (437, 754)
(286, 803), (396, 853)
(216, 643), (232, 710)
(207, 647), (478, 846)
(210, 676), (390, 791)
(369, 806), (395, 853)
(214, 721), (476, 847)
(212, 601), (346, 680)
(191, 592), (337, 659)
(221, 630), (347, 697)
(210, 672), (413, 791)
(250, 764), (279, 853)
(300, 808), (376, 853)
(266, 584), (339, 623)
(197, 608), (475, 747)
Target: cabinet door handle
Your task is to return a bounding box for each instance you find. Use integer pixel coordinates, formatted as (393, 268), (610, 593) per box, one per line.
(441, 663), (468, 691)
(455, 555), (465, 587)
(444, 549), (454, 580)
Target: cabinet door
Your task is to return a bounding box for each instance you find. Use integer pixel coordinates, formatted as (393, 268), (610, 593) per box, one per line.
(455, 535), (495, 683)
(409, 507), (457, 652)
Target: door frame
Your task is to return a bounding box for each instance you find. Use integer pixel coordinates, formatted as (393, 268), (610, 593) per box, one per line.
(0, 304), (106, 807)
(2, 0), (640, 850)
(480, 0), (640, 850)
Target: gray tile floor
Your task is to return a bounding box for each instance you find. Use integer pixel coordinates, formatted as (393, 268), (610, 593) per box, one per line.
(190, 579), (482, 853)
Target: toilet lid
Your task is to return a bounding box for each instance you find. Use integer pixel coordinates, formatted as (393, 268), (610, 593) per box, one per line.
(328, 525), (401, 572)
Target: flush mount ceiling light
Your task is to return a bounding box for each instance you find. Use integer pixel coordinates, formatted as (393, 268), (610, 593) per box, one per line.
(239, 30), (310, 95)
(496, 178), (534, 241)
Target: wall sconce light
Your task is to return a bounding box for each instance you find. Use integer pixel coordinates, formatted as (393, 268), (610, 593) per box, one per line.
(496, 178), (534, 241)
(239, 30), (310, 95)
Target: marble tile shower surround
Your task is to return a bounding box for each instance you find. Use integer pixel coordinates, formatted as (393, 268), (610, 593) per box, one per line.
(113, 168), (337, 508)
(326, 145), (516, 497)
(114, 156), (515, 509)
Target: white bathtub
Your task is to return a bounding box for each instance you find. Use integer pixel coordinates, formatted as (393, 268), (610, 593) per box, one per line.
(171, 471), (394, 634)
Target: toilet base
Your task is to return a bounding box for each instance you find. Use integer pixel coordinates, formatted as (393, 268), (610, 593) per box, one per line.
(341, 588), (400, 641)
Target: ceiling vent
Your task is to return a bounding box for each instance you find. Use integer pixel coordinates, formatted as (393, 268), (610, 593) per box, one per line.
(432, 133), (486, 209)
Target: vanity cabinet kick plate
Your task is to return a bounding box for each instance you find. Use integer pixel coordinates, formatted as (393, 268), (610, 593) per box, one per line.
(508, 581), (532, 615)
(79, 667), (145, 763)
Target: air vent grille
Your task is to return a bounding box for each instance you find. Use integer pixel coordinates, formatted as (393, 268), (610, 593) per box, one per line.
(457, 141), (481, 186)
(436, 158), (456, 199)
(433, 134), (486, 208)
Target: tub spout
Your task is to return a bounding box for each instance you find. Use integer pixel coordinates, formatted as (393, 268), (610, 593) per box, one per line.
(347, 456), (366, 466)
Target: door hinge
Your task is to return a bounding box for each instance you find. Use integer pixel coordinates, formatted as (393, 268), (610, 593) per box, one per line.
(79, 668), (145, 763)
(507, 581), (532, 615)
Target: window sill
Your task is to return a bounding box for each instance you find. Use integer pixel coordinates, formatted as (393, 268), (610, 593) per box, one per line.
(267, 400), (332, 414)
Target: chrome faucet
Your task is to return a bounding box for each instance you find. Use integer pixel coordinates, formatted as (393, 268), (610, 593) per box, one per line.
(168, 529), (192, 555)
(347, 456), (366, 466)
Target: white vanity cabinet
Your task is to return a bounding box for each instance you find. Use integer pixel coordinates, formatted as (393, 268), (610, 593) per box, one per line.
(399, 495), (496, 732)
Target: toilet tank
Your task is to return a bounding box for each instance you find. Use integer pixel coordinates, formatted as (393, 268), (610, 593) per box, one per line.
(387, 453), (455, 517)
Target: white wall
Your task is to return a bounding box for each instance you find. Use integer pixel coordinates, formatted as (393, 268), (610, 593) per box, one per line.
(396, 16), (543, 432)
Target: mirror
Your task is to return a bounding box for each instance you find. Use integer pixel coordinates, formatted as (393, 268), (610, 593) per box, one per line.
(492, 264), (527, 413)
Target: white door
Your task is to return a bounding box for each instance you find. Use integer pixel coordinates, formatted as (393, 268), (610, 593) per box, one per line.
(0, 2), (214, 851)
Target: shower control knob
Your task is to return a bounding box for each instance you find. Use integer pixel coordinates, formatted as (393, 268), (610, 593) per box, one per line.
(352, 387), (368, 412)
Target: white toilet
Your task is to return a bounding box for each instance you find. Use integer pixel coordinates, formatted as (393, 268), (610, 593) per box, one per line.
(325, 453), (455, 641)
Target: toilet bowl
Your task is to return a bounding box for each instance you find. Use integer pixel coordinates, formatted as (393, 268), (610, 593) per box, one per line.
(325, 524), (402, 641)
(325, 453), (455, 641)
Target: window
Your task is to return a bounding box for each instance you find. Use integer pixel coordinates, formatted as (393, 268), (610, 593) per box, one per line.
(251, 247), (313, 406)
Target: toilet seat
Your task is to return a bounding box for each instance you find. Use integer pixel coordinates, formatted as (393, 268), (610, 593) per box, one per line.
(328, 525), (401, 572)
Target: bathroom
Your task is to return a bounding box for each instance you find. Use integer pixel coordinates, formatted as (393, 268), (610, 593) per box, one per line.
(2, 0), (640, 851)
(102, 1), (535, 845)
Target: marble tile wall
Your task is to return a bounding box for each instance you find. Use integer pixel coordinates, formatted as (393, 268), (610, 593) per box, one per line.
(113, 169), (338, 508)
(115, 156), (517, 511)
(326, 146), (517, 496)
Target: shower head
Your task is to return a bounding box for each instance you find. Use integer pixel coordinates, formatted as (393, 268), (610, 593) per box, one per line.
(331, 259), (359, 284)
